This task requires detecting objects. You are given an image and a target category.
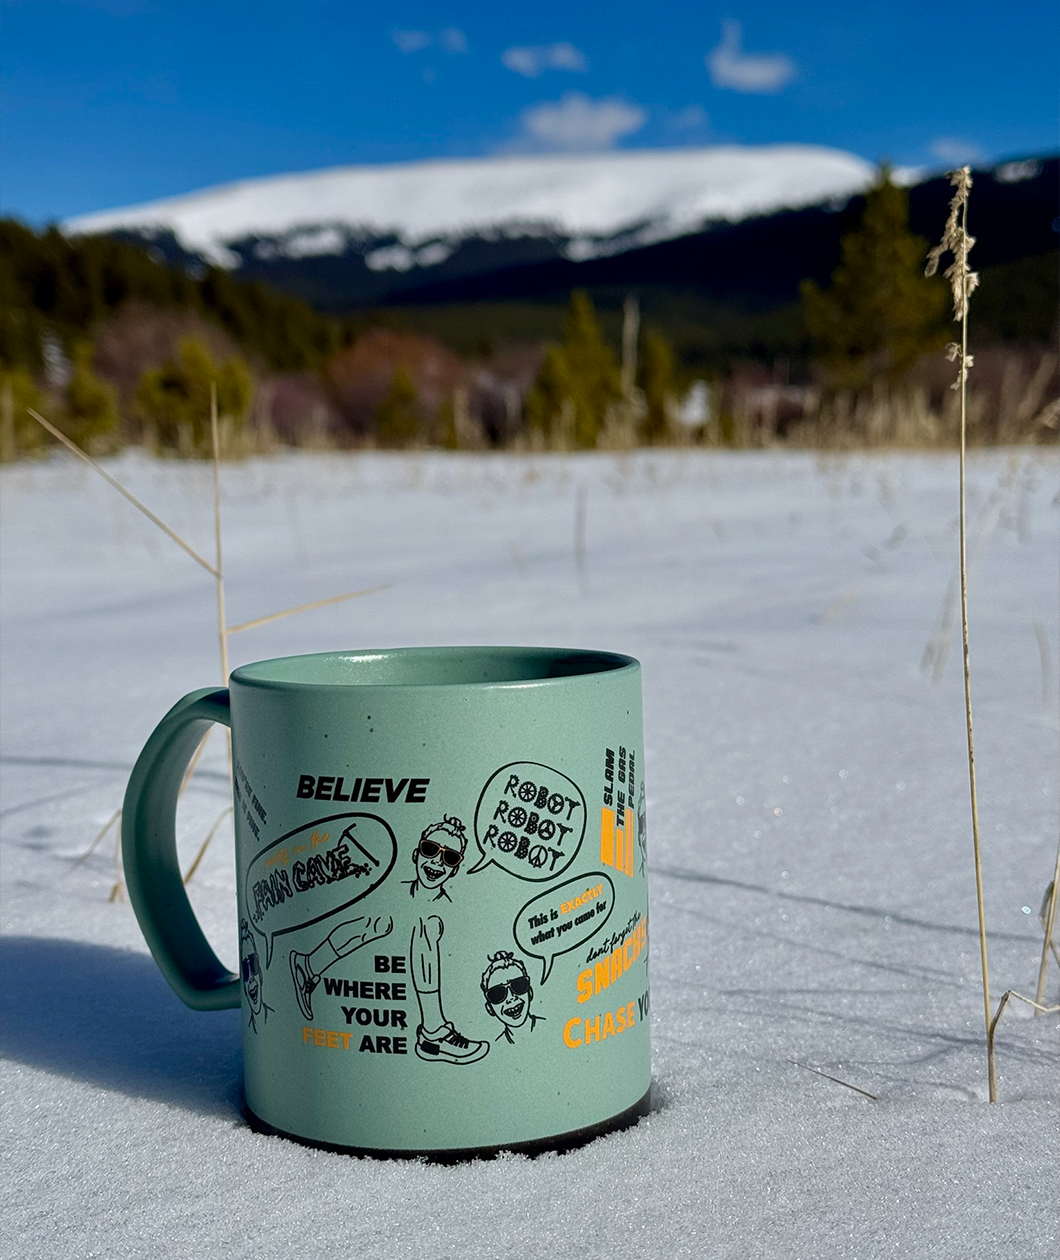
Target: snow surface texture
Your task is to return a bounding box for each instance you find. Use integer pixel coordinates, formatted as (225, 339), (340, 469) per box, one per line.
(1, 448), (1057, 1259)
(64, 144), (877, 268)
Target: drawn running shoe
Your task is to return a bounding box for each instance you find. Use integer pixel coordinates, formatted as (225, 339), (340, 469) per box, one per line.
(289, 951), (318, 1021)
(415, 1022), (489, 1065)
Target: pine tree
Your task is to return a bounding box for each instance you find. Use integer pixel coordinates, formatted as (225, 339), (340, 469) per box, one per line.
(62, 342), (120, 453)
(801, 168), (949, 390)
(638, 332), (676, 444)
(0, 367), (45, 461)
(135, 338), (252, 456)
(524, 291), (621, 448)
(524, 345), (570, 444)
(562, 291), (623, 447)
(375, 365), (420, 446)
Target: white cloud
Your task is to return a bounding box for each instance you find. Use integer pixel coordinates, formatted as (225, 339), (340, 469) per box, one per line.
(502, 42), (588, 78)
(929, 137), (986, 165)
(392, 27), (467, 55)
(706, 20), (795, 93)
(518, 92), (646, 150)
(440, 28), (467, 54)
(392, 30), (432, 54)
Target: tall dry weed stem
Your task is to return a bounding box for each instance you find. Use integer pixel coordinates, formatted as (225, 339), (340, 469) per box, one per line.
(927, 170), (1060, 1100)
(927, 170), (992, 1088)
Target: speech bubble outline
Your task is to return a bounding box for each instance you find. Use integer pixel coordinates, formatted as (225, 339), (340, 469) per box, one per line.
(243, 812), (397, 966)
(513, 871), (615, 985)
(469, 761), (587, 882)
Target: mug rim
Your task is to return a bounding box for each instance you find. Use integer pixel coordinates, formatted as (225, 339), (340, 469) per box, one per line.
(230, 645), (639, 692)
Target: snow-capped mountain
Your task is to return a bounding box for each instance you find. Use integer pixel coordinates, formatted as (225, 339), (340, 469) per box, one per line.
(65, 145), (879, 272)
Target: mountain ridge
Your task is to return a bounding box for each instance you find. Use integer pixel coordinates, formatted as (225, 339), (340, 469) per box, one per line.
(61, 150), (1056, 342)
(66, 144), (881, 269)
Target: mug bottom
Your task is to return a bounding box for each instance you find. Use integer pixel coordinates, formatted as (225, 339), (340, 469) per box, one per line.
(245, 1084), (653, 1163)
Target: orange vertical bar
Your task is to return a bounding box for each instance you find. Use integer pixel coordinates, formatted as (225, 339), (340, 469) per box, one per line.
(614, 816), (625, 874)
(600, 807), (615, 867)
(625, 808), (635, 876)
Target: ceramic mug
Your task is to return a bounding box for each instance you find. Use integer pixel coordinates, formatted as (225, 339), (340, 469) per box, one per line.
(122, 646), (652, 1158)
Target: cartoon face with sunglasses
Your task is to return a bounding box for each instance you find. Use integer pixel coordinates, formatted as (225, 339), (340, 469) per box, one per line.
(406, 816), (468, 901)
(481, 951), (544, 1042)
(240, 918), (273, 1032)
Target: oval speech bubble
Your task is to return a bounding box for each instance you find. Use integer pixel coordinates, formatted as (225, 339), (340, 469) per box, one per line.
(244, 812), (397, 966)
(469, 761), (587, 881)
(513, 871), (615, 984)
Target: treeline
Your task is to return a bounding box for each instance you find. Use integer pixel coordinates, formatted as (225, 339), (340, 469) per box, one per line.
(1, 169), (1056, 461)
(1, 219), (343, 373)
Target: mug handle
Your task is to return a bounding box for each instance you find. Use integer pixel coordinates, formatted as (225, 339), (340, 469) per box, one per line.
(122, 687), (240, 1011)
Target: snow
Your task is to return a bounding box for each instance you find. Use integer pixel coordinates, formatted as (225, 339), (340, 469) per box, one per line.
(1, 447), (1057, 1258)
(63, 145), (878, 268)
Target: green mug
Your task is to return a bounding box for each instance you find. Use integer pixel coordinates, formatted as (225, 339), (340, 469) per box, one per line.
(122, 646), (652, 1157)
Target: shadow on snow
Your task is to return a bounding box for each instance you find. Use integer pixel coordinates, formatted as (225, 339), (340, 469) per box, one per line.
(0, 935), (243, 1121)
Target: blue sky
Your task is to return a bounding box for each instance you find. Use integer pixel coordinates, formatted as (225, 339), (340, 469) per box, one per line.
(2, 0), (1057, 224)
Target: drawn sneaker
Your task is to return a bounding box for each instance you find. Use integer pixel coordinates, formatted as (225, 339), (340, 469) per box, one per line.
(289, 951), (318, 1021)
(415, 1022), (489, 1065)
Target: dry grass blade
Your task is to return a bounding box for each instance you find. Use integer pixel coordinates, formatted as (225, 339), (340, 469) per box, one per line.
(183, 806), (233, 885)
(1035, 846), (1060, 1008)
(179, 727), (213, 798)
(1032, 618), (1053, 708)
(227, 585), (388, 634)
(921, 472), (1005, 681)
(814, 586), (861, 623)
(65, 807), (122, 876)
(109, 824), (125, 901)
(787, 1059), (879, 1100)
(987, 990), (1060, 1102)
(574, 482), (588, 593)
(210, 383), (230, 684)
(26, 407), (219, 576)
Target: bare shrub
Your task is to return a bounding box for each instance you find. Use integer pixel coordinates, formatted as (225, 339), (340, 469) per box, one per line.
(717, 346), (1058, 450)
(253, 373), (340, 448)
(326, 328), (466, 445)
(471, 344), (544, 447)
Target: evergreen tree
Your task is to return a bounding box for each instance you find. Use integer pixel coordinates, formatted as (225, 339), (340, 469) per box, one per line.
(801, 168), (949, 389)
(375, 365), (420, 446)
(638, 332), (676, 444)
(524, 345), (570, 444)
(524, 291), (621, 448)
(562, 291), (623, 447)
(62, 342), (120, 453)
(0, 367), (45, 461)
(136, 338), (252, 456)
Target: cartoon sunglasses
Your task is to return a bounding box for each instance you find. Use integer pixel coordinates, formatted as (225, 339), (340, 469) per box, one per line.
(485, 975), (532, 1005)
(417, 838), (463, 867)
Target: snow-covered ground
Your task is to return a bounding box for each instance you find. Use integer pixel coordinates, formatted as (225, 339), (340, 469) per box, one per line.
(64, 144), (877, 267)
(1, 447), (1057, 1259)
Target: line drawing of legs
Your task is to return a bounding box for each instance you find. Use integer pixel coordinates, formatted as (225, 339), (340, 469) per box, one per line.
(411, 916), (489, 1065)
(290, 914), (393, 1020)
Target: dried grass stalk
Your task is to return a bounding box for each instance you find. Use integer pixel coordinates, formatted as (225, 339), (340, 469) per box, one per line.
(26, 408), (218, 576)
(987, 991), (1060, 1101)
(183, 807), (233, 886)
(927, 169), (994, 1095)
(1035, 845), (1060, 1008)
(227, 585), (387, 634)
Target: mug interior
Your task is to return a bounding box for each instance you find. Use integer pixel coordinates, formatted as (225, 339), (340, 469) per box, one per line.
(231, 646), (636, 689)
